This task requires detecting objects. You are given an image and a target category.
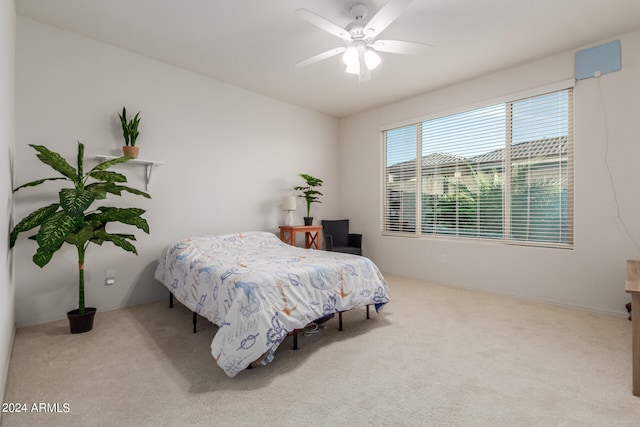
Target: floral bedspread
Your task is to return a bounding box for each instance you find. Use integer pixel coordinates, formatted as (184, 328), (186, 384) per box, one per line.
(154, 231), (389, 377)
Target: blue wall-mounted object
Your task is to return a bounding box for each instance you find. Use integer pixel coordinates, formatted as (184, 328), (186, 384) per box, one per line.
(575, 40), (621, 80)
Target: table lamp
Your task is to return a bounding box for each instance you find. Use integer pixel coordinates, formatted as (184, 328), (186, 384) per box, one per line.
(282, 196), (296, 226)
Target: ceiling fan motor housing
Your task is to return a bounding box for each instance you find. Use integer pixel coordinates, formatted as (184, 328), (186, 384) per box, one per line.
(346, 26), (369, 41)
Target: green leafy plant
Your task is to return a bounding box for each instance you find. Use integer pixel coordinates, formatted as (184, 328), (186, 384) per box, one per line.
(118, 107), (141, 147)
(10, 142), (151, 314)
(420, 163), (564, 242)
(294, 173), (323, 218)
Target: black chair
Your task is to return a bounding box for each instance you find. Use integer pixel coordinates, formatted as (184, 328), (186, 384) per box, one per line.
(321, 219), (362, 256)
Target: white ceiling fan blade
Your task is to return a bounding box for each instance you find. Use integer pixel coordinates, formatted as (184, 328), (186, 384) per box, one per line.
(295, 9), (351, 40)
(372, 40), (433, 55)
(364, 0), (412, 37)
(295, 47), (347, 68)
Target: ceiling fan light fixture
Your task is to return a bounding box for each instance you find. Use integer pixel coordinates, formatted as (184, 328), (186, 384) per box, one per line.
(345, 61), (360, 75)
(295, 0), (429, 83)
(364, 49), (381, 70)
(342, 46), (359, 66)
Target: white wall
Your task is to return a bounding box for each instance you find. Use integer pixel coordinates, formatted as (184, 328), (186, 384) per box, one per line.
(0, 0), (15, 412)
(14, 17), (340, 326)
(340, 29), (640, 316)
(13, 15), (640, 331)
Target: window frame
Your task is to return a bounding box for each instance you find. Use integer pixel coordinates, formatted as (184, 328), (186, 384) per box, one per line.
(381, 80), (575, 249)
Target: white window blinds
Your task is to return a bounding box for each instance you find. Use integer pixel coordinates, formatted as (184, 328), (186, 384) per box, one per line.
(382, 87), (573, 247)
(383, 125), (418, 233)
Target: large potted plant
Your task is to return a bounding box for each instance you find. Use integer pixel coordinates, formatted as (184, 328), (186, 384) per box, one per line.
(294, 173), (323, 225)
(10, 142), (150, 333)
(118, 106), (141, 158)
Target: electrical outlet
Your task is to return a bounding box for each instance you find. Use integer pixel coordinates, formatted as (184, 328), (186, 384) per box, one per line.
(105, 269), (116, 286)
(440, 254), (448, 264)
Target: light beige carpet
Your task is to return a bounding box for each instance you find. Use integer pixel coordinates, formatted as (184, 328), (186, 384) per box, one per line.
(2, 275), (639, 426)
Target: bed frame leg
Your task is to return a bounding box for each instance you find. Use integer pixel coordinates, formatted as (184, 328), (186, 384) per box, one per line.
(293, 331), (298, 350)
(169, 293), (174, 308)
(339, 312), (343, 331)
(193, 312), (197, 333)
(366, 304), (370, 319)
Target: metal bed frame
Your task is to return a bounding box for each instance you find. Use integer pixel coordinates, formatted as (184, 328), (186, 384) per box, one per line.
(168, 292), (372, 350)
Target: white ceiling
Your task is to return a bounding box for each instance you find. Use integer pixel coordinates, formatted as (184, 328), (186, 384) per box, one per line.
(15, 0), (640, 118)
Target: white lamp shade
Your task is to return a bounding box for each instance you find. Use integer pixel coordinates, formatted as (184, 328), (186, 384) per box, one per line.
(342, 46), (358, 66)
(345, 61), (360, 75)
(282, 196), (297, 211)
(365, 49), (381, 70)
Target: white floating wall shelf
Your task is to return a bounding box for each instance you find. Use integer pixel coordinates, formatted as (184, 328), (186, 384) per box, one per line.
(95, 155), (165, 191)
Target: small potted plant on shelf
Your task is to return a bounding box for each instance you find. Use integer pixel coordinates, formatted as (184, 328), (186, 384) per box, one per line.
(10, 142), (151, 333)
(294, 173), (323, 225)
(118, 106), (141, 158)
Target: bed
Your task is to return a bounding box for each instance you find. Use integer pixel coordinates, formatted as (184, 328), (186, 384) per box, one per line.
(154, 231), (390, 377)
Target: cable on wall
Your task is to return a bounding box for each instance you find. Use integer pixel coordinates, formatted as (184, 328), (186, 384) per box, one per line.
(596, 75), (640, 254)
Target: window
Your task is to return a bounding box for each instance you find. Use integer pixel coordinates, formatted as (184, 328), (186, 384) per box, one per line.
(383, 88), (573, 247)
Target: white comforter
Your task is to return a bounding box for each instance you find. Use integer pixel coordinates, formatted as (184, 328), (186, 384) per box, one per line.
(154, 231), (389, 377)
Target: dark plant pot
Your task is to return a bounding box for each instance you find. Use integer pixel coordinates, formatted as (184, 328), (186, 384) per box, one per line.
(303, 217), (313, 226)
(67, 307), (96, 334)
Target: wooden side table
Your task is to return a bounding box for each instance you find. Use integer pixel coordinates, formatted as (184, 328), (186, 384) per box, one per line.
(279, 225), (322, 249)
(626, 260), (640, 397)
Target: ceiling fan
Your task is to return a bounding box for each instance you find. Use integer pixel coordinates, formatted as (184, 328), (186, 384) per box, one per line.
(295, 0), (432, 84)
